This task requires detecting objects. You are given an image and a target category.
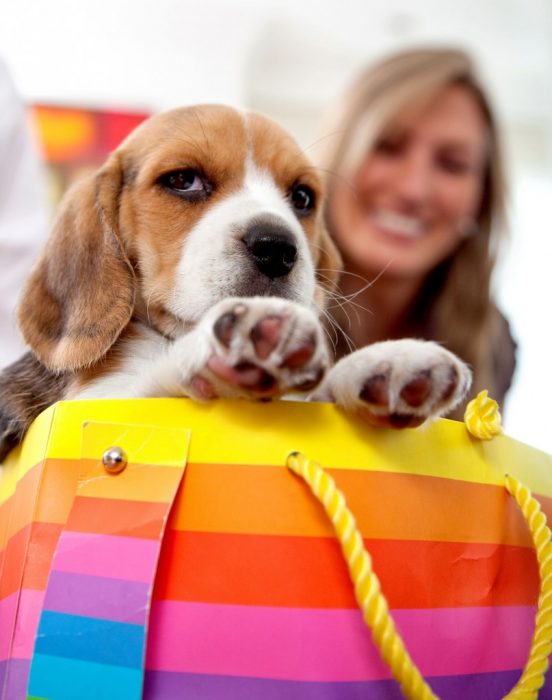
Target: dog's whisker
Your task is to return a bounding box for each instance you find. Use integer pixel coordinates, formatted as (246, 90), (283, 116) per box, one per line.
(172, 126), (212, 164)
(317, 306), (344, 354)
(317, 262), (392, 307)
(298, 129), (348, 158)
(179, 137), (211, 164)
(190, 108), (211, 156)
(321, 306), (356, 355)
(315, 265), (378, 290)
(345, 261), (393, 298)
(315, 275), (375, 320)
(305, 165), (358, 197)
(326, 289), (375, 317)
(325, 294), (355, 343)
(312, 295), (340, 350)
(315, 270), (341, 289)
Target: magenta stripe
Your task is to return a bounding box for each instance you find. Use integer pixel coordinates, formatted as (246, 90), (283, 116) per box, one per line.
(146, 601), (535, 681)
(0, 658), (31, 700)
(53, 531), (158, 582)
(0, 589), (43, 660)
(43, 570), (150, 625)
(143, 669), (527, 700)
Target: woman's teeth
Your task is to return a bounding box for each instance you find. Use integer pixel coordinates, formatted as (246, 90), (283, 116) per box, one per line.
(373, 210), (424, 237)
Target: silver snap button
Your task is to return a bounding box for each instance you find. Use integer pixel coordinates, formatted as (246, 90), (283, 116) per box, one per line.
(102, 446), (127, 474)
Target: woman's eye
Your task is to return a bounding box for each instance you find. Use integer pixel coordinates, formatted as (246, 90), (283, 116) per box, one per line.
(290, 184), (315, 215)
(438, 157), (471, 175)
(373, 136), (403, 156)
(159, 169), (211, 198)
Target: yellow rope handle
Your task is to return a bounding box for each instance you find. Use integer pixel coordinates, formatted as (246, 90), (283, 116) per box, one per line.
(286, 451), (438, 700)
(502, 474), (552, 699)
(464, 390), (552, 696)
(287, 453), (552, 700)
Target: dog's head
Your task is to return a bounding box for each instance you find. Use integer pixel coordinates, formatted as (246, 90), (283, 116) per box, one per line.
(18, 105), (341, 372)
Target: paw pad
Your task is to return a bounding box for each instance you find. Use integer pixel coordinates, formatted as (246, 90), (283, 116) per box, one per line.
(199, 298), (327, 400)
(399, 370), (432, 407)
(213, 312), (238, 348)
(250, 316), (284, 359)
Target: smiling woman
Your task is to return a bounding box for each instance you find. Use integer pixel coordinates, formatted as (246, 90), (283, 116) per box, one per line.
(316, 47), (516, 417)
(331, 84), (487, 279)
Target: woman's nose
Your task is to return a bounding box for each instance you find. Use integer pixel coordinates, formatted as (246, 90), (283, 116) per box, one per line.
(393, 150), (433, 204)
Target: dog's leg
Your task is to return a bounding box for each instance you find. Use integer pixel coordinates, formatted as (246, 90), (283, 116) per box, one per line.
(312, 339), (471, 427)
(150, 297), (330, 400)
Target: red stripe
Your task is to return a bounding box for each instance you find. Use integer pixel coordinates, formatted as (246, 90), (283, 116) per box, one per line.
(0, 523), (62, 598)
(153, 530), (538, 608)
(66, 496), (169, 539)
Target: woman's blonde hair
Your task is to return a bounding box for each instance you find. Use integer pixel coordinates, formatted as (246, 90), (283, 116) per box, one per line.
(317, 47), (510, 403)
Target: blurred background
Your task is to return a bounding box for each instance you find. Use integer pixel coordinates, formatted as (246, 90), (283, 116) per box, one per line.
(0, 0), (551, 452)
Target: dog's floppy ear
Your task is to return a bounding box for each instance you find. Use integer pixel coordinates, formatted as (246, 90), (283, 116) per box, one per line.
(18, 153), (135, 372)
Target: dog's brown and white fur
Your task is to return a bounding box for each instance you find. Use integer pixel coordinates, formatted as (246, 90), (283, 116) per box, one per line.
(0, 105), (471, 459)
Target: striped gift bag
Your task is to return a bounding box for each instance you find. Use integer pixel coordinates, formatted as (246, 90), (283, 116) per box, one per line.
(1, 397), (551, 699)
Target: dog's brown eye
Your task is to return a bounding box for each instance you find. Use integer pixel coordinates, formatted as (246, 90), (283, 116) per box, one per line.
(159, 169), (211, 199)
(290, 184), (315, 216)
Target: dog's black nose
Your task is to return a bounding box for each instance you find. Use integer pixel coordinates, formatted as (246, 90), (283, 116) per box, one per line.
(242, 223), (298, 279)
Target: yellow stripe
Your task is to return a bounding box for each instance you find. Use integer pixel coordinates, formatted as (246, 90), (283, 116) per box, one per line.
(81, 421), (190, 469)
(2, 398), (552, 500)
(0, 445), (26, 502)
(0, 398), (55, 501)
(0, 402), (56, 496)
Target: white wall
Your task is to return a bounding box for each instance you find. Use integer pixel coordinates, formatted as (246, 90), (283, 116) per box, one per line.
(1, 0), (551, 452)
(495, 174), (552, 453)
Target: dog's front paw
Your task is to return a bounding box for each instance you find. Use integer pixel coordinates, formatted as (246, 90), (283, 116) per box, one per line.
(315, 339), (471, 428)
(185, 297), (329, 400)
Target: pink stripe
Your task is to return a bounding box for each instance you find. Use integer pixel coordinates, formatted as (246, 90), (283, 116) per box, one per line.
(53, 531), (158, 583)
(0, 589), (44, 660)
(146, 601), (534, 681)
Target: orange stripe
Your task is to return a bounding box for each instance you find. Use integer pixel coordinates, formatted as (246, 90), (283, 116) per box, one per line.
(36, 458), (185, 512)
(66, 496), (169, 539)
(0, 522), (62, 598)
(0, 460), (77, 537)
(0, 463), (44, 542)
(2, 459), (549, 603)
(171, 462), (548, 546)
(153, 530), (538, 609)
(1, 458), (185, 538)
(0, 459), (81, 553)
(5, 459), (551, 546)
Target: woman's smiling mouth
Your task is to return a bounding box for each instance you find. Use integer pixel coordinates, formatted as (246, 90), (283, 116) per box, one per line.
(371, 209), (426, 239)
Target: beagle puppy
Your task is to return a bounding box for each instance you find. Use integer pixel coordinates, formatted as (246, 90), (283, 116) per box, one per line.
(0, 105), (470, 459)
